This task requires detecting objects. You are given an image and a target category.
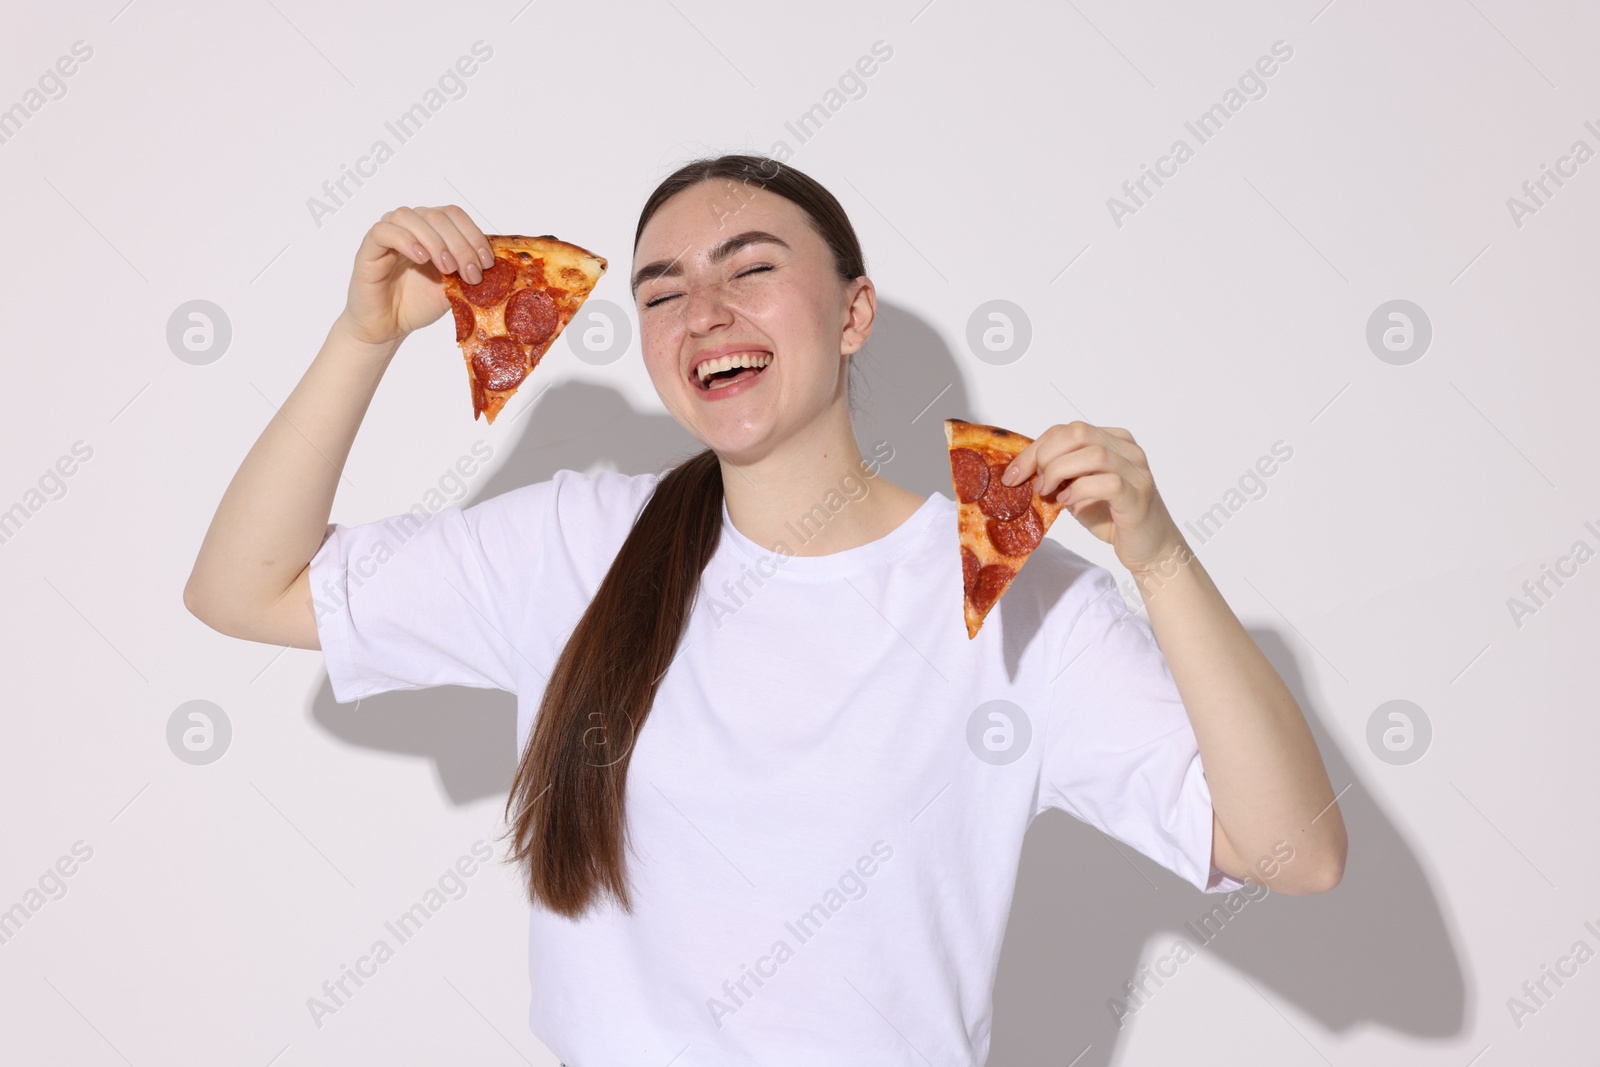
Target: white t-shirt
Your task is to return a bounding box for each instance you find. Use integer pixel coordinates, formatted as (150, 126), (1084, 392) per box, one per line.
(310, 466), (1244, 1066)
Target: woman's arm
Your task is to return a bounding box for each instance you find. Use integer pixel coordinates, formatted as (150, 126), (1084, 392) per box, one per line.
(1127, 540), (1346, 895)
(183, 205), (496, 649)
(1004, 420), (1347, 895)
(182, 316), (401, 649)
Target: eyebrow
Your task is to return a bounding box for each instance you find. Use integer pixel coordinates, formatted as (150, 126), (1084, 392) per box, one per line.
(631, 230), (791, 296)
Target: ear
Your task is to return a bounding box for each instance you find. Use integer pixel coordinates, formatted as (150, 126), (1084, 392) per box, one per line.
(841, 276), (876, 356)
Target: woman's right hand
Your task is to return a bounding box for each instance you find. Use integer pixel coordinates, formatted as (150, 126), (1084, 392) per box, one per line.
(337, 205), (497, 348)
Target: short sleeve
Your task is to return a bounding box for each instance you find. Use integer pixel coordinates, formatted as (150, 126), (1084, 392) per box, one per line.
(1035, 566), (1247, 895)
(309, 481), (554, 703)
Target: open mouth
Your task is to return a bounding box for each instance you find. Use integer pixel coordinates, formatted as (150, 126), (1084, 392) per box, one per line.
(693, 352), (773, 390)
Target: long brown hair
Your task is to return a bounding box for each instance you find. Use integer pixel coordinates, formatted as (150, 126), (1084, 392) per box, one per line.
(498, 154), (869, 917)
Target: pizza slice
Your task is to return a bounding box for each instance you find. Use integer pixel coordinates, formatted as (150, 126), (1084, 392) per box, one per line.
(440, 233), (608, 423)
(945, 418), (1069, 639)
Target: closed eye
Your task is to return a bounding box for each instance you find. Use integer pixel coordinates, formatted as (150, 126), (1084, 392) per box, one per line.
(643, 264), (775, 309)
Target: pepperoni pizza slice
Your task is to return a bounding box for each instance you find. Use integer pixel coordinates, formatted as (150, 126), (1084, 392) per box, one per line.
(946, 418), (1069, 639)
(441, 234), (607, 423)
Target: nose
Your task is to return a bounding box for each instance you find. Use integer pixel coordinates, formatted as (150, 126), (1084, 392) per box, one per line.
(682, 278), (735, 334)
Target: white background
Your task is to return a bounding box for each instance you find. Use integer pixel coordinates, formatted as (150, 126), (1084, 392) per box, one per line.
(2, 1), (1597, 1064)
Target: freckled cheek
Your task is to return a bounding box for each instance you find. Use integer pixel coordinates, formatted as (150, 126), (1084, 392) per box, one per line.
(638, 317), (682, 381)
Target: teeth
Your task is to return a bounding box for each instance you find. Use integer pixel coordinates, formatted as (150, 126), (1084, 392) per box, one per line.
(695, 351), (772, 383)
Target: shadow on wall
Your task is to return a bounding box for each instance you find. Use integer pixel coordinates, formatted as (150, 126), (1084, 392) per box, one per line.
(310, 299), (967, 798)
(989, 628), (1466, 1065)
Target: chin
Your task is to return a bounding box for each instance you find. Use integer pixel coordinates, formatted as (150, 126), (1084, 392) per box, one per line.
(698, 415), (792, 462)
(699, 427), (772, 461)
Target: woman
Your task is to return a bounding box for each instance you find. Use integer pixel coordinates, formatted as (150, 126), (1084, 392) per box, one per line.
(185, 154), (1346, 1063)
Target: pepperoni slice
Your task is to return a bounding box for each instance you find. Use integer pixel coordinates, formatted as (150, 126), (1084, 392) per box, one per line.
(970, 563), (1014, 615)
(448, 293), (475, 343)
(961, 545), (980, 597)
(950, 448), (989, 503)
(976, 460), (1032, 520)
(987, 506), (1043, 558)
(506, 287), (559, 347)
(459, 256), (518, 308)
(471, 336), (527, 390)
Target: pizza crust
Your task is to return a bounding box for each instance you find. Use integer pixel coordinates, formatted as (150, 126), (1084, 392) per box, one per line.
(442, 234), (608, 423)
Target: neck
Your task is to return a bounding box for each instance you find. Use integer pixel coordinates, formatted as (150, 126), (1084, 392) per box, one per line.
(718, 406), (924, 557)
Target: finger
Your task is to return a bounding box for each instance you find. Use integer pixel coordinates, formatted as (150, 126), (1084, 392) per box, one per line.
(1001, 422), (1075, 486)
(1004, 422), (1094, 483)
(1058, 471), (1131, 514)
(417, 206), (484, 283)
(1000, 439), (1038, 486)
(1035, 442), (1126, 498)
(1095, 435), (1151, 488)
(438, 204), (495, 270)
(389, 206), (459, 276)
(368, 219), (431, 266)
(1069, 423), (1149, 489)
(1088, 425), (1142, 464)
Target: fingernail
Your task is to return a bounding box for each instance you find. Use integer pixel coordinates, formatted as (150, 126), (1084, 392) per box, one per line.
(478, 246), (494, 268)
(1000, 465), (1017, 485)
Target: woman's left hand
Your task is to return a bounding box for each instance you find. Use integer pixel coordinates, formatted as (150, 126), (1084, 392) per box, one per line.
(999, 421), (1186, 574)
